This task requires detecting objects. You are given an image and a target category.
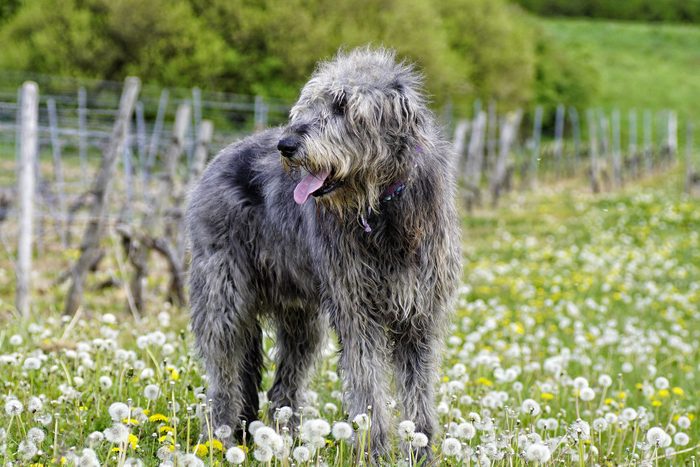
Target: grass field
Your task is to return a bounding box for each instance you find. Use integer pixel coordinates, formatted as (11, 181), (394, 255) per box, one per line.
(541, 18), (700, 121)
(0, 169), (697, 465)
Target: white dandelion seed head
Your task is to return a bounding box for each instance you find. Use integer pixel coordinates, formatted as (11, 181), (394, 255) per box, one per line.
(598, 374), (613, 387)
(248, 420), (264, 435)
(568, 419), (591, 441)
(274, 406), (294, 424)
(411, 432), (429, 448)
(673, 432), (689, 446)
(398, 420), (416, 440)
(323, 402), (338, 414)
(457, 422), (477, 440)
(621, 407), (638, 422)
(525, 443), (551, 463)
(572, 377), (589, 390)
(293, 446), (311, 463)
(18, 439), (38, 459)
(254, 426), (283, 450)
(74, 376), (85, 388)
(23, 357), (41, 370)
(5, 398), (23, 416)
(253, 445), (273, 462)
(592, 418), (609, 432)
(143, 384), (161, 401)
(108, 402), (130, 422)
(156, 445), (174, 461)
(124, 458), (143, 467)
(225, 446), (246, 464)
(104, 423), (130, 444)
(677, 416), (691, 429)
(79, 448), (101, 467)
(35, 413), (52, 426)
(99, 375), (113, 389)
(442, 437), (462, 457)
(162, 344), (175, 355)
(468, 412), (481, 423)
(9, 334), (23, 346)
(179, 453), (205, 467)
(27, 427), (45, 444)
(214, 424), (232, 440)
(332, 421), (353, 440)
(353, 413), (370, 431)
(87, 431), (105, 444)
(28, 397), (43, 413)
(521, 399), (541, 416)
(140, 368), (155, 380)
(646, 427), (671, 447)
(579, 387), (596, 402)
(654, 377), (670, 390)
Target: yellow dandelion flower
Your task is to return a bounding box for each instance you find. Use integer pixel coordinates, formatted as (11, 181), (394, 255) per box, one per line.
(658, 389), (670, 398)
(688, 414), (695, 421)
(158, 425), (175, 433)
(513, 322), (525, 335)
(128, 434), (139, 450)
(142, 409), (151, 415)
(651, 400), (662, 407)
(635, 383), (644, 390)
(442, 376), (449, 383)
(205, 439), (224, 452)
(123, 418), (139, 426)
(604, 398), (614, 405)
(617, 391), (626, 400)
(541, 392), (555, 401)
(158, 435), (171, 443)
(167, 366), (180, 381)
(475, 377), (493, 386)
(150, 413), (169, 423)
(111, 447), (122, 453)
(672, 387), (684, 396)
(194, 444), (208, 457)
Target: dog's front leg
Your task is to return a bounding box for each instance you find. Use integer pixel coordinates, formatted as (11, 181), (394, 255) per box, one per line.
(331, 306), (392, 460)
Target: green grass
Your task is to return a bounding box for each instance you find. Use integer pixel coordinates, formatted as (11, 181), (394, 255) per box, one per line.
(541, 18), (700, 120)
(0, 170), (699, 465)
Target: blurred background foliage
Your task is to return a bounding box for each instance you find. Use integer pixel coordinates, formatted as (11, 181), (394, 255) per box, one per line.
(0, 0), (596, 115)
(0, 0), (696, 117)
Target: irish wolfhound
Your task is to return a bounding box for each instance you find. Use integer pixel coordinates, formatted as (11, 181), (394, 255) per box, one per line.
(187, 47), (461, 459)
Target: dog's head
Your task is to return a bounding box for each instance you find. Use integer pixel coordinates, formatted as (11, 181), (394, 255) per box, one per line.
(279, 47), (434, 213)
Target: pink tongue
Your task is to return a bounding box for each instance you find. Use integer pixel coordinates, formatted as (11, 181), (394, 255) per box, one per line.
(294, 170), (331, 205)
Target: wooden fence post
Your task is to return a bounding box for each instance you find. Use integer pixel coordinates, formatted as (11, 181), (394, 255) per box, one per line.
(145, 89), (169, 182)
(529, 106), (543, 188)
(190, 120), (214, 184)
(490, 110), (523, 206)
(463, 111), (487, 210)
(16, 81), (39, 318)
(628, 110), (638, 177)
(553, 104), (565, 176)
(611, 109), (622, 187)
(586, 109), (600, 193)
(643, 110), (653, 172)
(685, 122), (695, 194)
(78, 86), (88, 184)
(453, 119), (470, 171)
(47, 98), (68, 246)
(64, 77), (141, 316)
(569, 107), (581, 170)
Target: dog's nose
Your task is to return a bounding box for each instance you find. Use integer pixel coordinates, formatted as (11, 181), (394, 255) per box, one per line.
(277, 136), (300, 158)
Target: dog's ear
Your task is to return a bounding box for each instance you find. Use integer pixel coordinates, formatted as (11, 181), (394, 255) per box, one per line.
(385, 80), (427, 147)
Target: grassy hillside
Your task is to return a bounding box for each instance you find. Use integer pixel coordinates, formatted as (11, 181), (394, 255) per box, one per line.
(541, 18), (700, 120)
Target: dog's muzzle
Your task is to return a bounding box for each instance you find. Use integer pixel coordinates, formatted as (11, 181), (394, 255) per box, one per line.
(277, 136), (301, 159)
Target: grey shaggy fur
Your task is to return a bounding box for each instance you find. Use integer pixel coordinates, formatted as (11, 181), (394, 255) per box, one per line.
(186, 48), (461, 459)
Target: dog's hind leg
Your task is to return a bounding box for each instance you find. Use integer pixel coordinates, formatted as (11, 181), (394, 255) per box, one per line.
(267, 306), (324, 430)
(189, 248), (262, 441)
(392, 325), (440, 461)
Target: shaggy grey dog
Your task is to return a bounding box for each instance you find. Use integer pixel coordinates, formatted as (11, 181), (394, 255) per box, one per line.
(187, 48), (461, 459)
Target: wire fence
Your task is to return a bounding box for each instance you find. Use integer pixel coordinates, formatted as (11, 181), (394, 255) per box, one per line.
(0, 74), (698, 317)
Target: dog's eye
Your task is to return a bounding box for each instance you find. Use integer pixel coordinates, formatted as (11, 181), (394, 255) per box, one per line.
(332, 94), (347, 117)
